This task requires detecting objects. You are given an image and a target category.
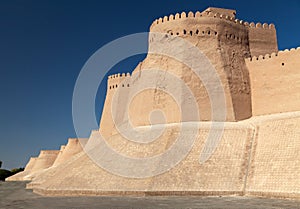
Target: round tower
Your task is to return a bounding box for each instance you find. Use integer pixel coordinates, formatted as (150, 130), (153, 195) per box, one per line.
(132, 7), (252, 122)
(99, 7), (279, 134)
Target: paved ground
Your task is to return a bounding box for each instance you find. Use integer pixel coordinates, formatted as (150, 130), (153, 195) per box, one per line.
(0, 181), (299, 209)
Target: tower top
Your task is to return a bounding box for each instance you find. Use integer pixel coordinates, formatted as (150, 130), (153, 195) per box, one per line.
(203, 7), (236, 18)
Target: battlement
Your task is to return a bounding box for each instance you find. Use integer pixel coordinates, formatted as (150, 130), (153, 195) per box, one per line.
(107, 72), (131, 80)
(249, 22), (275, 29)
(107, 72), (131, 90)
(151, 11), (241, 28)
(150, 9), (275, 31)
(246, 47), (300, 62)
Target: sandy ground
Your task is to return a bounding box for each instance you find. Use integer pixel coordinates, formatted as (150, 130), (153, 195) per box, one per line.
(0, 181), (299, 209)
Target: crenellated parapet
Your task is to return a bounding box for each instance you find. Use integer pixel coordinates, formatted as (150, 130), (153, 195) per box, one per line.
(245, 46), (300, 117)
(246, 47), (300, 62)
(248, 22), (275, 30)
(149, 7), (277, 58)
(151, 9), (275, 30)
(107, 72), (131, 90)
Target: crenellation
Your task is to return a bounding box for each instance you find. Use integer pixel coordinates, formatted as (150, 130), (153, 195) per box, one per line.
(188, 11), (194, 18)
(195, 11), (201, 17)
(269, 23), (275, 29)
(107, 72), (131, 90)
(181, 12), (186, 18)
(163, 16), (168, 22)
(247, 47), (300, 62)
(151, 10), (277, 34)
(246, 22), (275, 30)
(256, 22), (262, 28)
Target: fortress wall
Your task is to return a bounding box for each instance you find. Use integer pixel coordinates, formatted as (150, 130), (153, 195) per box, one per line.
(5, 157), (38, 181)
(30, 150), (59, 172)
(246, 48), (300, 116)
(246, 114), (300, 199)
(32, 123), (255, 196)
(107, 73), (131, 90)
(24, 157), (38, 171)
(248, 22), (278, 57)
(5, 170), (31, 181)
(51, 145), (65, 167)
(149, 16), (252, 122)
(98, 9), (272, 135)
(99, 73), (132, 137)
(6, 151), (59, 182)
(52, 139), (84, 167)
(26, 151), (85, 189)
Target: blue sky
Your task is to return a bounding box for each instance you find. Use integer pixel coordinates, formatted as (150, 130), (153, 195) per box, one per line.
(0, 0), (299, 169)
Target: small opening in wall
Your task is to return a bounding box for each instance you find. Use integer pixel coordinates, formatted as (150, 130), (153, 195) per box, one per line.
(282, 63), (285, 66)
(183, 30), (187, 35)
(170, 32), (173, 35)
(127, 84), (130, 87)
(109, 86), (111, 89)
(196, 29), (199, 34)
(190, 31), (193, 36)
(116, 84), (118, 88)
(208, 31), (210, 35)
(112, 85), (114, 88)
(122, 84), (124, 87)
(176, 32), (179, 35)
(215, 32), (218, 35)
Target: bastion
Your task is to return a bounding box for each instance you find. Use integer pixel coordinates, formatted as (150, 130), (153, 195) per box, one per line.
(7, 7), (300, 199)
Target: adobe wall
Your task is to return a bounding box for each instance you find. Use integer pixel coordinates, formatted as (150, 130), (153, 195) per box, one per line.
(149, 10), (252, 122)
(26, 150), (85, 189)
(6, 150), (59, 182)
(248, 23), (278, 57)
(30, 113), (300, 199)
(52, 145), (66, 167)
(99, 8), (282, 134)
(32, 123), (255, 196)
(246, 113), (300, 199)
(23, 7), (299, 199)
(246, 48), (300, 116)
(52, 138), (84, 167)
(5, 157), (38, 181)
(23, 157), (37, 171)
(99, 73), (131, 137)
(30, 150), (59, 173)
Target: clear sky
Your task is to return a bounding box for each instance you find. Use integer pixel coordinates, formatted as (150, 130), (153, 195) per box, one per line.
(0, 0), (299, 169)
